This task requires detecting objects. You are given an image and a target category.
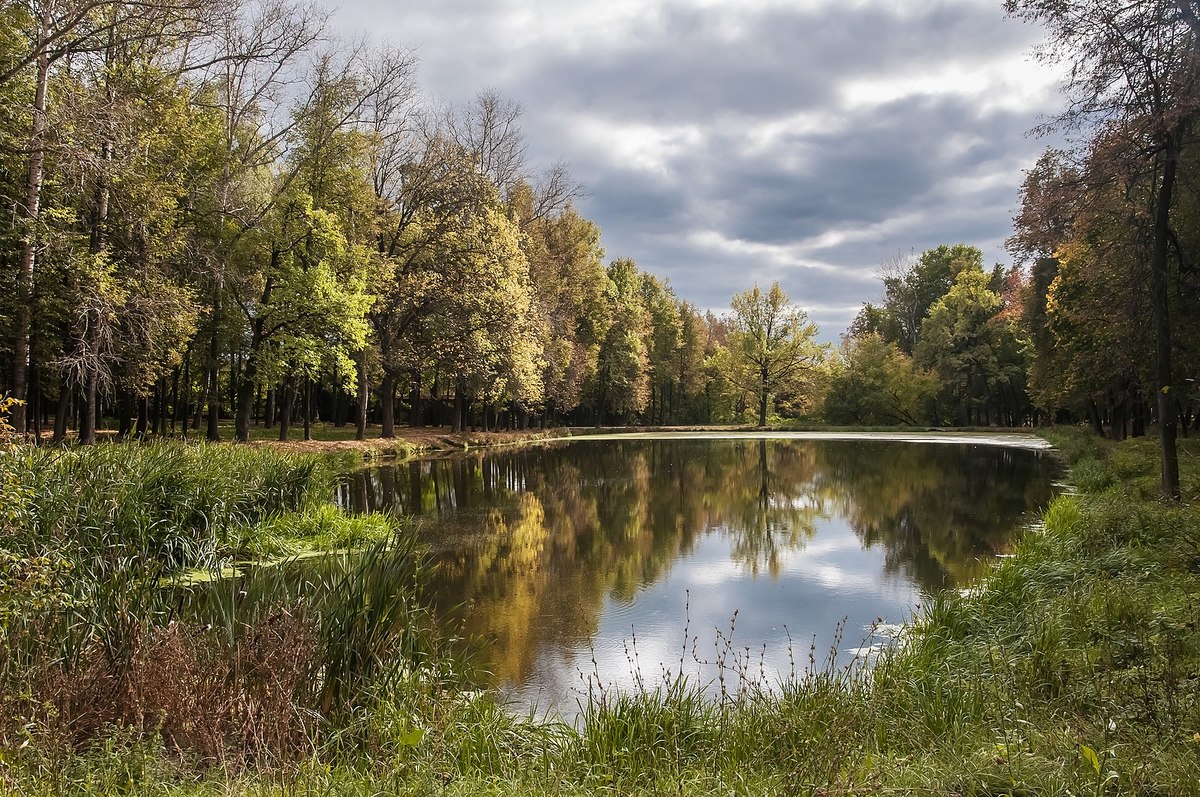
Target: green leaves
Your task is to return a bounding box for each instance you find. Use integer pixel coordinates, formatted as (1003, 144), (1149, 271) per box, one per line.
(824, 333), (937, 426)
(914, 268), (1029, 425)
(595, 259), (652, 420)
(713, 282), (827, 426)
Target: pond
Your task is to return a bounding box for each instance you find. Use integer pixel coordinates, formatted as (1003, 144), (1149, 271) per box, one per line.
(335, 433), (1061, 720)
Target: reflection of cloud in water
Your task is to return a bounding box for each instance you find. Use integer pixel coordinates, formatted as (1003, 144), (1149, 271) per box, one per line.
(780, 522), (913, 595)
(337, 437), (1060, 722)
(695, 519), (907, 593)
(510, 527), (925, 724)
(675, 558), (741, 587)
(780, 533), (861, 559)
(804, 563), (863, 592)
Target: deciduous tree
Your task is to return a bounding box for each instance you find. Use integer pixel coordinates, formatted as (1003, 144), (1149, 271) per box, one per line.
(1007, 0), (1200, 497)
(715, 282), (825, 427)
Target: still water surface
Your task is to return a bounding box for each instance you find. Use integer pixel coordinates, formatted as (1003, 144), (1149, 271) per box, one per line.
(336, 434), (1060, 720)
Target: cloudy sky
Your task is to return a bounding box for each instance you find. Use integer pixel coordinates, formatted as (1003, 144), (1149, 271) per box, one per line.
(336, 0), (1066, 339)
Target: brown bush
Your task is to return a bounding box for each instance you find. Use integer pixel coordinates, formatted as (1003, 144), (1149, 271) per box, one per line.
(2, 609), (320, 769)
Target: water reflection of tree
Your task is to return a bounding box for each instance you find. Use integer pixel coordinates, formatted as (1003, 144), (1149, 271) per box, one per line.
(812, 442), (1057, 590)
(337, 439), (1056, 684)
(715, 440), (828, 576)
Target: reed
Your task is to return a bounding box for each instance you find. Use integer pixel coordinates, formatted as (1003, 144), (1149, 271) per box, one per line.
(3, 442), (346, 566)
(0, 441), (440, 777)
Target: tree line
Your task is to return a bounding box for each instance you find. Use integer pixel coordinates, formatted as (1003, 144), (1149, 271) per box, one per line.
(830, 244), (1029, 429)
(0, 0), (835, 441)
(4, 0), (1200, 500)
(1005, 0), (1200, 500)
(829, 0), (1200, 499)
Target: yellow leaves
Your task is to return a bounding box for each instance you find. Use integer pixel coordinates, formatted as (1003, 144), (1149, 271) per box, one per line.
(242, 189), (378, 379)
(407, 199), (545, 403)
(717, 281), (827, 422)
(1044, 272), (1066, 316)
(0, 395), (23, 443)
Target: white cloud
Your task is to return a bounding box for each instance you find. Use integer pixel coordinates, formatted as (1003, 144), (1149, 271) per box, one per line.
(568, 116), (705, 179)
(686, 230), (880, 281)
(335, 0), (1068, 335)
(839, 54), (1062, 115)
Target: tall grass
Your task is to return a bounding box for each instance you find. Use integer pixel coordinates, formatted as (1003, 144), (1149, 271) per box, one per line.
(3, 442), (346, 567)
(0, 441), (438, 777)
(7, 428), (1200, 795)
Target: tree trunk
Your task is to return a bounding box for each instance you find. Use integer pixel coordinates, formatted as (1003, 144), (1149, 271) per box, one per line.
(78, 143), (111, 447)
(228, 353), (241, 423)
(1110, 395), (1127, 441)
(10, 11), (52, 435)
(170, 366), (181, 435)
(29, 358), (41, 441)
(409, 369), (423, 427)
(1087, 400), (1105, 437)
(136, 393), (149, 439)
(1151, 131), (1180, 500)
(205, 322), (221, 441)
(79, 372), (98, 445)
(452, 378), (465, 433)
(757, 364), (770, 427)
(234, 269), (277, 441)
(52, 375), (68, 443)
(332, 363), (344, 427)
(191, 387), (203, 430)
(150, 381), (160, 436)
(303, 379), (312, 441)
(355, 351), (368, 441)
(234, 369), (257, 443)
(153, 378), (166, 436)
(117, 390), (133, 439)
(179, 347), (192, 437)
(278, 377), (295, 441)
(380, 372), (395, 438)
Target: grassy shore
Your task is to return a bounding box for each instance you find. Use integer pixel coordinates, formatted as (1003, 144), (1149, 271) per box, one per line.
(3, 429), (1199, 795)
(39, 421), (579, 459)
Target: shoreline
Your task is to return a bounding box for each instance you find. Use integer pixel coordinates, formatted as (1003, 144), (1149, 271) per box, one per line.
(250, 423), (1055, 458)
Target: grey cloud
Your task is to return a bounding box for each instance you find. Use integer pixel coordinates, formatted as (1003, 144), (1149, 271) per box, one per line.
(457, 3), (1041, 120)
(560, 94), (1047, 320)
(336, 0), (1063, 338)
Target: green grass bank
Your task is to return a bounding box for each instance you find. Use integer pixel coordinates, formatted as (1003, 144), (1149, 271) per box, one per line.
(3, 430), (1200, 795)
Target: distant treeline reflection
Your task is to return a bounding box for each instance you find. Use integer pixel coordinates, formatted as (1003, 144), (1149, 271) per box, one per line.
(335, 440), (1056, 685)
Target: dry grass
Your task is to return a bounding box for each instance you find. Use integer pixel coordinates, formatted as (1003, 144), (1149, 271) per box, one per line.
(4, 610), (321, 769)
